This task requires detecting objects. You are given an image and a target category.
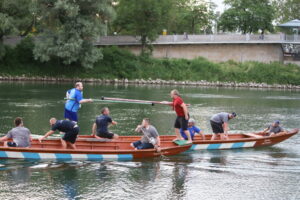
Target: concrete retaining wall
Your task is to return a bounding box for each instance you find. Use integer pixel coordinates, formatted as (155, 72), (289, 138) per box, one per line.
(120, 43), (284, 63)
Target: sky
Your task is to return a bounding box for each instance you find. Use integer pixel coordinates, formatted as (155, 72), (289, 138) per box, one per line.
(211, 0), (226, 13)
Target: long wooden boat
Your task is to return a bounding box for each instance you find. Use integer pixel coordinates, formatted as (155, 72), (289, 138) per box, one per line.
(0, 139), (192, 161)
(78, 129), (299, 151)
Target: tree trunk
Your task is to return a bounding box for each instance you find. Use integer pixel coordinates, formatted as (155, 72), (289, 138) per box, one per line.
(141, 35), (147, 54)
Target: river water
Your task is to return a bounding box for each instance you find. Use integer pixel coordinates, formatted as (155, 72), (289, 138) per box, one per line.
(0, 82), (299, 200)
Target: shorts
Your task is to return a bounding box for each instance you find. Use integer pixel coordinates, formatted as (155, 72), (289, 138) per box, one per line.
(62, 127), (79, 144)
(132, 140), (154, 150)
(210, 120), (224, 134)
(7, 142), (17, 147)
(64, 109), (78, 122)
(97, 132), (114, 139)
(174, 116), (188, 131)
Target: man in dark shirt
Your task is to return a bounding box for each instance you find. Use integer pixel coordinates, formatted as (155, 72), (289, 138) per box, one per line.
(92, 107), (119, 139)
(39, 118), (79, 149)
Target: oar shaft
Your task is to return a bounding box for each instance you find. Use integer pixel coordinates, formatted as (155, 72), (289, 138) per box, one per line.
(102, 97), (173, 105)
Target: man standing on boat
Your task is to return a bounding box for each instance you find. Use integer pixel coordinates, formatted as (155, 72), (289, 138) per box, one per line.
(65, 82), (93, 122)
(210, 112), (237, 140)
(170, 89), (192, 143)
(92, 107), (119, 139)
(0, 117), (31, 147)
(131, 118), (161, 151)
(39, 118), (79, 149)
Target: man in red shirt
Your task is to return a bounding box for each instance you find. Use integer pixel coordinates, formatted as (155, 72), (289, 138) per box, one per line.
(170, 89), (192, 143)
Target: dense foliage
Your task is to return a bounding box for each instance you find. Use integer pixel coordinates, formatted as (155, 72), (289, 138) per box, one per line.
(1, 39), (299, 85)
(1, 0), (299, 69)
(218, 0), (275, 34)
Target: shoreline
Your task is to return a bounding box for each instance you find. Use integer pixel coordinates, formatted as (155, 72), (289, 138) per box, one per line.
(0, 76), (300, 89)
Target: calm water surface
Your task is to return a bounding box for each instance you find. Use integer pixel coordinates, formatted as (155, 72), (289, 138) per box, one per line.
(0, 82), (299, 200)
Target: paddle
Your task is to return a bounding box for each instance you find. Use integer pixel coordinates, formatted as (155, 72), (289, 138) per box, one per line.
(100, 97), (173, 106)
(64, 97), (180, 106)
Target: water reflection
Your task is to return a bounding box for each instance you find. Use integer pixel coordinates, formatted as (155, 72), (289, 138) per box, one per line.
(0, 82), (299, 199)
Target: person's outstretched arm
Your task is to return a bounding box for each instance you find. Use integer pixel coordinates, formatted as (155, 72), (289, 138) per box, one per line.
(39, 130), (55, 142)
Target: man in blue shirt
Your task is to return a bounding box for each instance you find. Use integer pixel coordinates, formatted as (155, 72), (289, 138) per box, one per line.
(180, 118), (205, 140)
(39, 118), (79, 149)
(92, 107), (119, 139)
(64, 82), (92, 122)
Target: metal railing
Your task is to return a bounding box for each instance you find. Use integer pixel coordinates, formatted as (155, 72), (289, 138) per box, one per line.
(95, 34), (300, 46)
(4, 34), (300, 47)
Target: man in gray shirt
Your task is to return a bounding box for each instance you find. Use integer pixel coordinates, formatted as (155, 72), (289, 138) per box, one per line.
(263, 120), (286, 136)
(131, 118), (161, 151)
(210, 112), (237, 140)
(0, 117), (31, 147)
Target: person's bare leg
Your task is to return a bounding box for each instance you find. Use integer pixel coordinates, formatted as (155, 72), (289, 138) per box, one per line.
(220, 133), (226, 140)
(184, 130), (192, 143)
(211, 134), (217, 140)
(174, 128), (183, 141)
(61, 139), (67, 149)
(3, 141), (8, 147)
(201, 133), (205, 140)
(67, 142), (76, 149)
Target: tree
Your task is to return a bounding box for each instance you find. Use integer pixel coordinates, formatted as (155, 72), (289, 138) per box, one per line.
(273, 0), (300, 23)
(218, 0), (275, 34)
(170, 0), (216, 34)
(0, 0), (35, 59)
(113, 0), (171, 54)
(33, 0), (115, 68)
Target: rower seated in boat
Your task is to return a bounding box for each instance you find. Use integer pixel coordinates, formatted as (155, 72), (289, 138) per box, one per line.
(0, 117), (31, 147)
(180, 118), (205, 140)
(262, 120), (287, 137)
(39, 118), (79, 149)
(92, 107), (119, 140)
(131, 118), (161, 151)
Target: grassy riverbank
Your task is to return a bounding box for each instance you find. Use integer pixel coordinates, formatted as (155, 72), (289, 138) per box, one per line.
(1, 37), (300, 85)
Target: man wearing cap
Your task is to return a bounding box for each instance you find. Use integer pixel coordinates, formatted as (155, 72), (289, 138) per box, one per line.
(263, 121), (287, 136)
(210, 112), (237, 140)
(180, 118), (205, 140)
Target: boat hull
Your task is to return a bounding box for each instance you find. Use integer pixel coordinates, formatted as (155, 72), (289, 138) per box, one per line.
(78, 129), (299, 151)
(0, 141), (192, 161)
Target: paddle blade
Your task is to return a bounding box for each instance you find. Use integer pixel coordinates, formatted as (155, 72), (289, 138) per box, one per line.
(173, 140), (189, 146)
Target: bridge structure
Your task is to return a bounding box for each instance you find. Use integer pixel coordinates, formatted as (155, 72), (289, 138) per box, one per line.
(95, 34), (300, 65)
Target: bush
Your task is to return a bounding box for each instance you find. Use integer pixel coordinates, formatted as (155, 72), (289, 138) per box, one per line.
(0, 44), (300, 85)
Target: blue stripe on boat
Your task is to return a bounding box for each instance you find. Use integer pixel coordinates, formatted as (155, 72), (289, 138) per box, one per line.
(22, 152), (41, 160)
(118, 154), (133, 160)
(55, 153), (72, 160)
(0, 151), (7, 158)
(87, 154), (103, 161)
(207, 143), (222, 149)
(232, 142), (245, 148)
(190, 144), (197, 151)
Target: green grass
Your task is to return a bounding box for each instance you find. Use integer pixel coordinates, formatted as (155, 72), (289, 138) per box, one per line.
(1, 37), (300, 85)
